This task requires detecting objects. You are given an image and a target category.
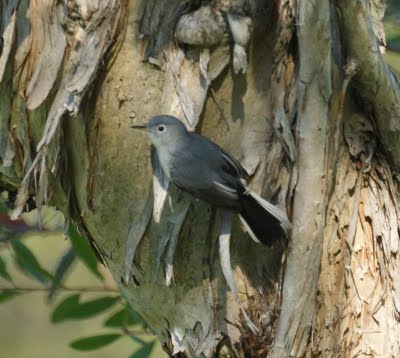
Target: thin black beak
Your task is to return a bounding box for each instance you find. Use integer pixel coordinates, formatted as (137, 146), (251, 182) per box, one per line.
(130, 125), (147, 130)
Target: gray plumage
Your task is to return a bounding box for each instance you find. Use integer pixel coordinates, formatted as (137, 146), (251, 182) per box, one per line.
(131, 115), (290, 245)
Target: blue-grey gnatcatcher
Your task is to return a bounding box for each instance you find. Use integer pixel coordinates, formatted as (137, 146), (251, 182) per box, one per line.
(131, 115), (290, 244)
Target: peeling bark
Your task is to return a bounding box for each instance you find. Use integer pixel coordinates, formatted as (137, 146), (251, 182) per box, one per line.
(1, 0), (400, 357)
(336, 0), (400, 172)
(315, 148), (400, 356)
(25, 0), (66, 110)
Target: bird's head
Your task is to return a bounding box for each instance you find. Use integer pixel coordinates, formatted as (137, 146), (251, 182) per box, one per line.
(131, 115), (188, 149)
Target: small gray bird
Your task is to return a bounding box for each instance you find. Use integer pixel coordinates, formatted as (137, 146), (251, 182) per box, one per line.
(131, 115), (290, 245)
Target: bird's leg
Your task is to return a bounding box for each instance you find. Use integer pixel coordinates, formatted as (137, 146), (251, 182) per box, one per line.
(219, 209), (259, 333)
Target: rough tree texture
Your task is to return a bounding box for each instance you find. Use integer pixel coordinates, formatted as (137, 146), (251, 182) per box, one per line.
(1, 0), (400, 357)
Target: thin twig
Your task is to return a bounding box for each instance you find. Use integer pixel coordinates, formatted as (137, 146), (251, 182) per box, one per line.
(0, 285), (118, 293)
(122, 326), (154, 338)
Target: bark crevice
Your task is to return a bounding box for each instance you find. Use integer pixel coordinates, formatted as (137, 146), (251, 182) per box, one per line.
(336, 0), (400, 172)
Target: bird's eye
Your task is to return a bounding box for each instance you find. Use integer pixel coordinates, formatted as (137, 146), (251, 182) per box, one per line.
(157, 125), (165, 133)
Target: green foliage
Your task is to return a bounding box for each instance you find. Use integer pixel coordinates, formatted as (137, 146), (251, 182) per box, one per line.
(0, 256), (12, 282)
(384, 51), (400, 76)
(69, 334), (122, 351)
(104, 304), (141, 327)
(47, 248), (76, 302)
(0, 290), (19, 302)
(67, 223), (103, 280)
(384, 5), (400, 47)
(51, 294), (120, 323)
(383, 8), (400, 77)
(385, 18), (400, 45)
(130, 341), (156, 358)
(0, 204), (157, 357)
(11, 239), (53, 284)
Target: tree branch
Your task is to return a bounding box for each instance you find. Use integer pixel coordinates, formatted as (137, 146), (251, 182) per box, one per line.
(270, 0), (332, 356)
(336, 0), (400, 172)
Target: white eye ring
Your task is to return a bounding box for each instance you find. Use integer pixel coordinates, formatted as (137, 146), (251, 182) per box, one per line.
(157, 125), (165, 132)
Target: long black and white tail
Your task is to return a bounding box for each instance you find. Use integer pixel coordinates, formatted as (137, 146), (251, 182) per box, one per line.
(239, 190), (291, 246)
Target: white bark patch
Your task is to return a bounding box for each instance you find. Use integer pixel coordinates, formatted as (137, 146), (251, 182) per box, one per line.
(0, 3), (16, 82)
(36, 0), (120, 151)
(219, 210), (258, 333)
(175, 6), (226, 48)
(170, 327), (187, 355)
(10, 179), (29, 220)
(227, 13), (252, 74)
(26, 1), (66, 110)
(161, 46), (212, 128)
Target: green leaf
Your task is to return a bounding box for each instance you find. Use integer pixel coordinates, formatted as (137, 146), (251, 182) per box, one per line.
(0, 290), (20, 303)
(11, 239), (53, 284)
(0, 192), (8, 213)
(69, 334), (122, 351)
(51, 294), (80, 323)
(127, 305), (145, 325)
(72, 296), (120, 321)
(47, 248), (76, 303)
(51, 294), (120, 323)
(104, 305), (140, 328)
(130, 341), (155, 358)
(0, 256), (12, 282)
(67, 224), (103, 281)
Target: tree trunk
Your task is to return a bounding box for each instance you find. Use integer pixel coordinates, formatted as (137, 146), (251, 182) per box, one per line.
(1, 0), (400, 356)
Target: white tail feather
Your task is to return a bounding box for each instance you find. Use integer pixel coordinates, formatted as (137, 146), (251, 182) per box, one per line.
(212, 180), (239, 199)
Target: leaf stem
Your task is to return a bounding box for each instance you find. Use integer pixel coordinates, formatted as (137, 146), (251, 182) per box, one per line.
(0, 285), (118, 293)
